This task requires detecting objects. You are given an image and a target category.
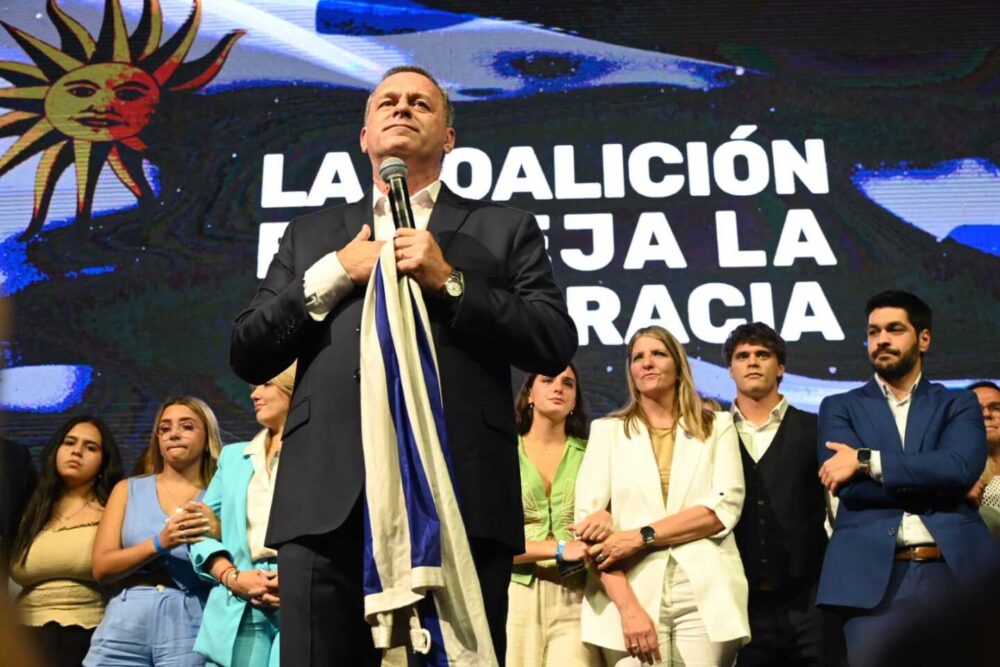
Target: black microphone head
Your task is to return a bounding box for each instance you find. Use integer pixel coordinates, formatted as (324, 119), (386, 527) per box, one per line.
(379, 157), (408, 182)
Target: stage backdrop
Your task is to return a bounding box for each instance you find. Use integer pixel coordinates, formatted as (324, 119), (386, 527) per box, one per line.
(1, 0), (997, 462)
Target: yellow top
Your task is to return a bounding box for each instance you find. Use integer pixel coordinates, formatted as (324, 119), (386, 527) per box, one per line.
(649, 426), (677, 505)
(10, 522), (105, 628)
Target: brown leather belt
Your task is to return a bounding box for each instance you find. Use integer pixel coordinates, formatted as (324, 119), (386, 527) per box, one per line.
(894, 545), (943, 561)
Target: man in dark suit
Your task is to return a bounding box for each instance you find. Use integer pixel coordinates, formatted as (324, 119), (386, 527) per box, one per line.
(817, 290), (999, 667)
(230, 65), (576, 665)
(724, 323), (842, 666)
(1, 436), (37, 588)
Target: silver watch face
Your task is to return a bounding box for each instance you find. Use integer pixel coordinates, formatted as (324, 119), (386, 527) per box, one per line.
(445, 273), (463, 297)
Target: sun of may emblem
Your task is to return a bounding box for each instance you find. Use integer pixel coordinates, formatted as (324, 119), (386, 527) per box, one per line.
(0, 0), (244, 240)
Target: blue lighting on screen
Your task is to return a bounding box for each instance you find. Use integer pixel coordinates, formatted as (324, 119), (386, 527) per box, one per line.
(0, 365), (95, 413)
(316, 0), (475, 35)
(852, 158), (1000, 256)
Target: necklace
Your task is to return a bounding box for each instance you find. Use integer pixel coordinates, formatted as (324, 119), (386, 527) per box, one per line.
(158, 477), (200, 514)
(53, 498), (92, 520)
(52, 497), (94, 526)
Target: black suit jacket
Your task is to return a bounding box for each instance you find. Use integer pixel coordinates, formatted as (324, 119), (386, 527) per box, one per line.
(231, 185), (577, 551)
(1, 437), (37, 569)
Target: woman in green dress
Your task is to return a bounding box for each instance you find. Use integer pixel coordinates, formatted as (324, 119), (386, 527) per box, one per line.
(506, 363), (606, 667)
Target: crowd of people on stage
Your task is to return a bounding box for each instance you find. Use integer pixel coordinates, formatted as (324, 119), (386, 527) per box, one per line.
(2, 289), (998, 666)
(2, 64), (998, 666)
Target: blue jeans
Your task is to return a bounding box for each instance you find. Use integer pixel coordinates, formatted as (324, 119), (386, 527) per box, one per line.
(84, 586), (206, 666)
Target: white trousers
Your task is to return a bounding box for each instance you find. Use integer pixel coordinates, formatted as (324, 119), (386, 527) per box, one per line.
(601, 562), (740, 667)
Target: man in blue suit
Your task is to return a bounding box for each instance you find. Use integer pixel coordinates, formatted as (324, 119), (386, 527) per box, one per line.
(816, 290), (999, 666)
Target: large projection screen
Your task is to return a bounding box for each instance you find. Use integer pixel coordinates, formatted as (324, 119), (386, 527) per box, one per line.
(1, 1), (997, 463)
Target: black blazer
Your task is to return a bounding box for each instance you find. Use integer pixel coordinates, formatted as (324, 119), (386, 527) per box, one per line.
(231, 185), (577, 551)
(1, 437), (37, 569)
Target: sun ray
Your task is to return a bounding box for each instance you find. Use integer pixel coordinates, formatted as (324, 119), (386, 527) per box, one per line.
(132, 0), (163, 61)
(0, 86), (48, 100)
(0, 60), (48, 86)
(149, 1), (202, 85)
(47, 0), (96, 62)
(108, 145), (153, 199)
(0, 117), (61, 177)
(121, 136), (146, 152)
(72, 140), (112, 222)
(0, 86), (48, 114)
(93, 0), (131, 64)
(0, 21), (83, 80)
(20, 139), (72, 240)
(0, 110), (39, 138)
(168, 30), (244, 91)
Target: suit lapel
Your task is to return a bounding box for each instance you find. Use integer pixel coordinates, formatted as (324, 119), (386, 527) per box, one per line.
(904, 380), (934, 453)
(343, 190), (372, 241)
(666, 420), (704, 515)
(628, 420), (668, 515)
(859, 379), (903, 452)
(428, 184), (473, 257)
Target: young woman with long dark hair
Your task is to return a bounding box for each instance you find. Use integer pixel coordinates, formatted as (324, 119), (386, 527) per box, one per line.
(10, 415), (123, 667)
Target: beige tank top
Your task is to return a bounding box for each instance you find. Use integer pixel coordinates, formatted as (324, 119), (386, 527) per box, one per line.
(10, 522), (105, 628)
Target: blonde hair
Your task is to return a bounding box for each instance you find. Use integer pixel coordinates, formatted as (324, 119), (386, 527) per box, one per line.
(135, 396), (222, 486)
(269, 362), (297, 397)
(610, 326), (715, 441)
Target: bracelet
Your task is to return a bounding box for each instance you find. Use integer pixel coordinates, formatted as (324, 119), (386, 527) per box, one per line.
(224, 569), (240, 597)
(218, 566), (236, 587)
(555, 540), (566, 564)
(152, 534), (167, 555)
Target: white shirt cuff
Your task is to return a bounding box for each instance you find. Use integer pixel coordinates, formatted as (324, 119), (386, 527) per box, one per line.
(869, 451), (883, 482)
(303, 251), (353, 321)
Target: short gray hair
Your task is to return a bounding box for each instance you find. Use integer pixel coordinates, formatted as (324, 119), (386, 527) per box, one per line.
(363, 65), (454, 127)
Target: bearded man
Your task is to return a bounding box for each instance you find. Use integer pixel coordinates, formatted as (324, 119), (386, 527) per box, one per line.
(816, 290), (999, 667)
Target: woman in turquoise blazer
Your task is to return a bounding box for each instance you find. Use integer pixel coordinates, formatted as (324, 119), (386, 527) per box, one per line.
(190, 365), (295, 667)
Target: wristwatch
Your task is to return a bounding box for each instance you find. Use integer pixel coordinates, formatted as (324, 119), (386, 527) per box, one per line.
(443, 269), (464, 299)
(857, 448), (872, 474)
(639, 526), (656, 548)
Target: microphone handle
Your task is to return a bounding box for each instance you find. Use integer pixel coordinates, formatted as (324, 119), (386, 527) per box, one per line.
(387, 176), (415, 229)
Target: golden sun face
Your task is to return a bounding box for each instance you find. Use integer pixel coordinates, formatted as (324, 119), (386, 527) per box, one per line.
(46, 63), (161, 143)
(0, 0), (244, 241)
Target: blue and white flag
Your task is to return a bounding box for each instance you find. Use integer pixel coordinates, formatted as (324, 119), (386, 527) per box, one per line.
(359, 242), (497, 666)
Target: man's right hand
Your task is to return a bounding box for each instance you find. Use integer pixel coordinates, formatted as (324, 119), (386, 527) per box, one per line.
(339, 224), (384, 284)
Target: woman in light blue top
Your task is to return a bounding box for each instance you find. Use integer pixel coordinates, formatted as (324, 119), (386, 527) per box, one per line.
(191, 364), (294, 667)
(86, 397), (222, 666)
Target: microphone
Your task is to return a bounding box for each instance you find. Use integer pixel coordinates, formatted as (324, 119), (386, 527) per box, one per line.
(379, 157), (414, 229)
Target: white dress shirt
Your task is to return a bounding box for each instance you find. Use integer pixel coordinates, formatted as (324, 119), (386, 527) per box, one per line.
(244, 431), (280, 561)
(302, 181), (442, 321)
(731, 396), (789, 462)
(870, 373), (937, 546)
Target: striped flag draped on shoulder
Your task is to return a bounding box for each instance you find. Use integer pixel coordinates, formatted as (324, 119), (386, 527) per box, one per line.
(358, 241), (497, 666)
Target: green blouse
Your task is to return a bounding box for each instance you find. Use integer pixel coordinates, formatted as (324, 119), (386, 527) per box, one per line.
(511, 435), (587, 586)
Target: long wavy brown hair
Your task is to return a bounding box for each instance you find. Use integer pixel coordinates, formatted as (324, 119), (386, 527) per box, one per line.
(610, 326), (715, 441)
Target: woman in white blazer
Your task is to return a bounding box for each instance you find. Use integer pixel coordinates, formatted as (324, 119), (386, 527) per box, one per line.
(575, 325), (749, 666)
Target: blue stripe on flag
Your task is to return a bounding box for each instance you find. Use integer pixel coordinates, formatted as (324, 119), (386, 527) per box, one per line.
(408, 289), (461, 498)
(374, 268), (442, 569)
